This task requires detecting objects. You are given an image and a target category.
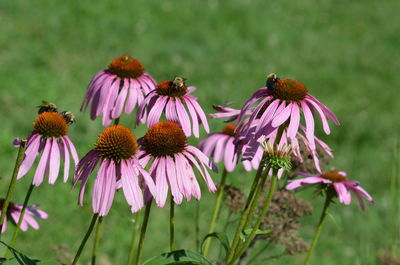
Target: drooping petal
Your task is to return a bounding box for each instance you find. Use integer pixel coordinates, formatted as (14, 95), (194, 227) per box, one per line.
(60, 137), (70, 183)
(155, 158), (169, 207)
(333, 182), (351, 205)
(224, 137), (237, 172)
(18, 134), (41, 179)
(125, 79), (138, 114)
(121, 160), (144, 213)
(183, 96), (200, 138)
(185, 96), (209, 133)
(175, 98), (192, 137)
(111, 80), (129, 119)
(147, 96), (168, 127)
(165, 156), (183, 204)
(48, 137), (60, 184)
(286, 177), (330, 190)
(287, 103), (300, 138)
(33, 138), (52, 186)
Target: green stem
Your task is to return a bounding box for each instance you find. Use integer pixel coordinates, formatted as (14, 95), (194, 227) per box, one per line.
(230, 173), (278, 264)
(114, 118), (120, 125)
(91, 216), (103, 265)
(127, 213), (140, 265)
(0, 139), (27, 239)
(203, 168), (228, 257)
(303, 194), (331, 265)
(135, 202), (152, 265)
(195, 201), (200, 252)
(169, 196), (175, 252)
(5, 184), (35, 257)
(226, 159), (266, 264)
(72, 214), (99, 265)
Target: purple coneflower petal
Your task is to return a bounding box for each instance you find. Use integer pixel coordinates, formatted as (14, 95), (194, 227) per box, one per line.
(306, 98), (331, 134)
(102, 79), (120, 125)
(155, 158), (169, 207)
(121, 160), (143, 213)
(33, 138), (52, 186)
(300, 101), (315, 149)
(60, 138), (70, 183)
(272, 102), (292, 128)
(183, 97), (200, 138)
(333, 182), (351, 205)
(64, 136), (79, 166)
(125, 79), (138, 114)
(175, 98), (192, 137)
(111, 82), (129, 119)
(48, 137), (60, 184)
(17, 134), (41, 179)
(166, 98), (179, 123)
(224, 137), (237, 172)
(286, 177), (331, 190)
(165, 156), (183, 204)
(147, 96), (168, 127)
(185, 96), (209, 133)
(174, 153), (192, 200)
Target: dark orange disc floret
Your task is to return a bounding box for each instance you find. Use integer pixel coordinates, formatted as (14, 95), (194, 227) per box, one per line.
(221, 124), (236, 136)
(33, 112), (68, 138)
(142, 122), (187, 157)
(156, 80), (187, 97)
(108, 54), (144, 79)
(95, 125), (138, 161)
(270, 78), (308, 102)
(320, 171), (346, 182)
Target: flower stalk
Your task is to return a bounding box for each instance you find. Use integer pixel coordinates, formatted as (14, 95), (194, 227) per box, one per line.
(303, 193), (332, 265)
(135, 202), (152, 265)
(91, 216), (103, 265)
(0, 139), (27, 238)
(170, 195), (175, 252)
(203, 168), (228, 257)
(127, 213), (140, 265)
(72, 214), (99, 265)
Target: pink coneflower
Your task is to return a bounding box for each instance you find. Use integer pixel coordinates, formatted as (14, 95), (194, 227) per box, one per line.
(286, 171), (375, 210)
(17, 111), (79, 186)
(209, 105), (333, 173)
(0, 199), (48, 233)
(236, 73), (339, 154)
(81, 55), (157, 126)
(74, 125), (155, 216)
(136, 77), (209, 138)
(137, 121), (217, 207)
(199, 123), (261, 172)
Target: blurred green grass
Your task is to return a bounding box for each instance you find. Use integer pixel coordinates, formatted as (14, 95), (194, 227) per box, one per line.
(0, 0), (399, 264)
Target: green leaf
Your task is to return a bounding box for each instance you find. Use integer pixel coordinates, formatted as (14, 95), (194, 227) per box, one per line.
(143, 249), (216, 265)
(200, 232), (230, 259)
(0, 241), (40, 265)
(239, 229), (271, 241)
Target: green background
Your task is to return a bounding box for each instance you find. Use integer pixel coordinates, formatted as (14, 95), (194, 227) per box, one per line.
(0, 0), (399, 264)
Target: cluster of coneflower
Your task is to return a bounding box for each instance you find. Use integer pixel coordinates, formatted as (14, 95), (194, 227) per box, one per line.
(1, 54), (375, 265)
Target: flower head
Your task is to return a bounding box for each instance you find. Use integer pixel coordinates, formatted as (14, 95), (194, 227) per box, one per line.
(74, 125), (155, 216)
(0, 199), (48, 233)
(17, 109), (79, 186)
(235, 73), (339, 161)
(81, 54), (156, 126)
(136, 77), (209, 138)
(286, 170), (375, 210)
(138, 121), (217, 207)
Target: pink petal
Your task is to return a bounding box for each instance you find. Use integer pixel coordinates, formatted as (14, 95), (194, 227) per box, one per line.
(183, 96), (200, 138)
(224, 137), (237, 172)
(306, 98), (331, 134)
(48, 137), (60, 184)
(125, 79), (138, 114)
(147, 96), (167, 127)
(18, 134), (41, 179)
(287, 103), (300, 138)
(121, 160), (143, 213)
(61, 137), (70, 183)
(33, 138), (52, 186)
(175, 98), (192, 137)
(165, 156), (183, 204)
(111, 81), (129, 119)
(333, 182), (351, 205)
(272, 102), (292, 128)
(286, 177), (330, 190)
(155, 158), (169, 207)
(300, 101), (315, 149)
(185, 96), (209, 133)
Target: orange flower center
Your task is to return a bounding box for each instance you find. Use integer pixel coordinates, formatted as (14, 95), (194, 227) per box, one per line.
(108, 55), (144, 79)
(142, 122), (187, 157)
(221, 124), (236, 136)
(33, 112), (68, 138)
(156, 80), (187, 97)
(269, 78), (308, 102)
(320, 171), (346, 182)
(95, 125), (138, 161)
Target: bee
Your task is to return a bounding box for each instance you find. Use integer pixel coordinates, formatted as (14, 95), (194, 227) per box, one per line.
(61, 111), (75, 124)
(172, 76), (187, 89)
(266, 73), (279, 90)
(37, 101), (58, 114)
